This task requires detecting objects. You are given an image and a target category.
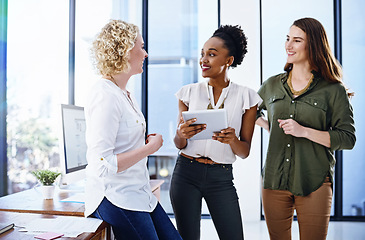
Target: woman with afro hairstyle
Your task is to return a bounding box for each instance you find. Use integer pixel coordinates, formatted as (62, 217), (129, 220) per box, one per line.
(84, 20), (182, 240)
(170, 25), (262, 240)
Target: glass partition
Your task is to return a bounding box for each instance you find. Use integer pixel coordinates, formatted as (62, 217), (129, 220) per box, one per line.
(7, 0), (69, 193)
(342, 0), (365, 217)
(147, 0), (218, 213)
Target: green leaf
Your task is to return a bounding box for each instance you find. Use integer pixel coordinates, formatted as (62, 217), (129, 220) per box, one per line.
(32, 170), (61, 186)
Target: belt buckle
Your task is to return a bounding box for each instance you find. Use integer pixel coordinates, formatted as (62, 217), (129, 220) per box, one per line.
(203, 158), (213, 165)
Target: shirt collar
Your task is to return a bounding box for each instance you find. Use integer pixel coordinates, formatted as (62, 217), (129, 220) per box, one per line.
(205, 80), (232, 109)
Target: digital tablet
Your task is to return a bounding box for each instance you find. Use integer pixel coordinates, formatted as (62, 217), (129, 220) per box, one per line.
(182, 109), (228, 140)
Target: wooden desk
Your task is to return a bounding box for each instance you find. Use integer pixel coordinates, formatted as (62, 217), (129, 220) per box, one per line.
(149, 179), (164, 201)
(0, 188), (85, 216)
(0, 211), (109, 240)
(0, 179), (164, 217)
(0, 179), (164, 240)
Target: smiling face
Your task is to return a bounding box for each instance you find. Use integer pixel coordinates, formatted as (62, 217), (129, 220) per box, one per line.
(285, 25), (309, 66)
(199, 37), (233, 79)
(128, 33), (148, 75)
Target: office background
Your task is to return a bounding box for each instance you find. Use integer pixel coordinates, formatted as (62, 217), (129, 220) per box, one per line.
(0, 0), (364, 223)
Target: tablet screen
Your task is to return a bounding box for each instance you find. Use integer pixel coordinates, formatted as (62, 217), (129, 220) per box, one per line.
(182, 109), (228, 140)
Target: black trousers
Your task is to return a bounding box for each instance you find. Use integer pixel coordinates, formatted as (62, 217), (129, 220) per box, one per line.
(170, 154), (244, 240)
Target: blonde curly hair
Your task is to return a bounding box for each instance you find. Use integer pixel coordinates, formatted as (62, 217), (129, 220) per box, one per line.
(91, 20), (139, 76)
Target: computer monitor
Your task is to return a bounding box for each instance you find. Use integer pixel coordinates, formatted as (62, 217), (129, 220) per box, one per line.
(59, 104), (88, 190)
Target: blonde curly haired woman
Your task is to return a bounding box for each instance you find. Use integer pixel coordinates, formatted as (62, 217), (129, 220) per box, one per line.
(84, 19), (182, 240)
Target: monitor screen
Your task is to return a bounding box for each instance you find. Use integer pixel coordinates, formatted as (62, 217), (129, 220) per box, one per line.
(59, 104), (87, 188)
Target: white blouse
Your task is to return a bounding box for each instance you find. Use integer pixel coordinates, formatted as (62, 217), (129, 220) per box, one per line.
(84, 79), (157, 217)
(177, 81), (262, 164)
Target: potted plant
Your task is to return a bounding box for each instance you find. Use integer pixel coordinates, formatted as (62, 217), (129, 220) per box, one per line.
(32, 170), (61, 199)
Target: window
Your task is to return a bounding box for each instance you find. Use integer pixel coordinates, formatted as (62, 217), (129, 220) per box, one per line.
(7, 0), (69, 193)
(342, 0), (365, 217)
(147, 0), (218, 214)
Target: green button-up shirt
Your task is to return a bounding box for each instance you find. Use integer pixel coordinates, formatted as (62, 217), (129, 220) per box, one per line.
(258, 72), (356, 196)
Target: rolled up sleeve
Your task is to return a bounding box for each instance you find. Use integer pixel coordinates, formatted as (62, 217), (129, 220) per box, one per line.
(86, 89), (122, 177)
(329, 86), (356, 151)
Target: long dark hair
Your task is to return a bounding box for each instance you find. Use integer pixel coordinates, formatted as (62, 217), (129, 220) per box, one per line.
(284, 17), (353, 97)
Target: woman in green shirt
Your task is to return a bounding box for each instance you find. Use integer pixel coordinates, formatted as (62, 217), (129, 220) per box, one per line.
(256, 17), (356, 240)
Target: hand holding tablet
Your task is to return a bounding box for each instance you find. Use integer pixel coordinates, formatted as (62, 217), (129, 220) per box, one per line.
(182, 109), (228, 140)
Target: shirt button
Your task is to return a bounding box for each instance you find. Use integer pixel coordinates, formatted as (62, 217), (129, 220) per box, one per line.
(136, 120), (139, 123)
(286, 159), (290, 162)
(291, 100), (295, 103)
(100, 157), (104, 161)
(287, 144), (290, 147)
(290, 114), (293, 118)
(314, 102), (318, 106)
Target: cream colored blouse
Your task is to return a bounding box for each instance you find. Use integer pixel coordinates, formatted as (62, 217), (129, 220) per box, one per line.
(84, 79), (157, 217)
(177, 81), (262, 164)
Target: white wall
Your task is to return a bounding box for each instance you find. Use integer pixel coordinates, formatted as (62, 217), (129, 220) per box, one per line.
(220, 0), (262, 221)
